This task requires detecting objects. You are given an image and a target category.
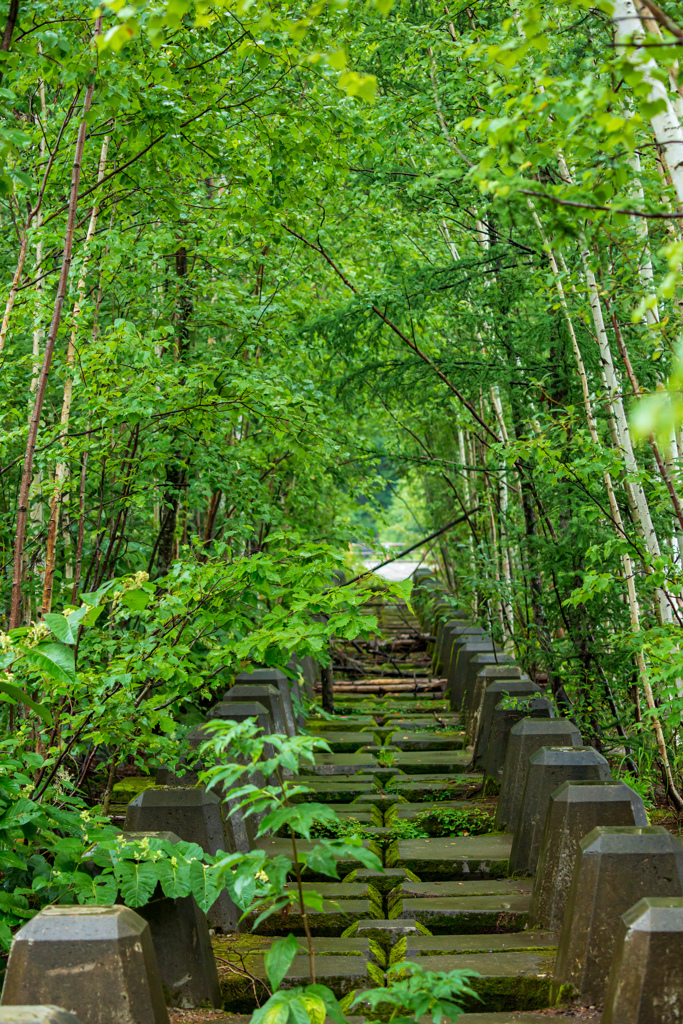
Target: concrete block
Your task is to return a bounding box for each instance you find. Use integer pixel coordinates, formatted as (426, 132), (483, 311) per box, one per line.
(435, 622), (480, 675)
(395, 835), (512, 880)
(461, 654), (515, 733)
(235, 668), (296, 736)
(439, 625), (484, 680)
(207, 700), (272, 733)
(120, 831), (221, 1008)
(508, 746), (611, 876)
(466, 664), (523, 747)
(553, 826), (683, 1004)
(483, 698), (553, 786)
(602, 896), (683, 1023)
(0, 1012), (82, 1024)
(1, 906), (169, 1024)
(174, 733), (259, 851)
(494, 719), (582, 832)
(528, 780), (647, 931)
(448, 640), (500, 712)
(124, 787), (238, 931)
(222, 684), (288, 736)
(473, 679), (540, 770)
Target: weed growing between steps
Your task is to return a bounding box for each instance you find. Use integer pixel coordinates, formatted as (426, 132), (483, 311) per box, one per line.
(310, 807), (494, 844)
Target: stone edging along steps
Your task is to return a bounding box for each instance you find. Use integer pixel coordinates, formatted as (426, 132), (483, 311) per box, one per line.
(1, 573), (683, 1024)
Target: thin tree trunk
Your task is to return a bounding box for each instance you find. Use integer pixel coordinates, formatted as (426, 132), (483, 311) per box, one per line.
(42, 136), (109, 614)
(10, 72), (98, 627)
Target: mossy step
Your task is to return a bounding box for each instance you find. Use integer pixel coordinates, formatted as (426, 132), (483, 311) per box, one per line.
(306, 718), (375, 732)
(385, 714), (460, 725)
(111, 776), (153, 802)
(437, 1016), (570, 1024)
(404, 932), (557, 956)
(290, 780), (379, 804)
(389, 732), (466, 752)
(257, 954), (375, 997)
(276, 807), (379, 832)
(394, 894), (530, 933)
(392, 835), (512, 879)
(391, 751), (471, 773)
(388, 774), (483, 799)
(301, 753), (381, 775)
(351, 792), (401, 806)
(255, 838), (380, 878)
(391, 952), (558, 1013)
(343, 868), (410, 893)
(312, 732), (375, 752)
(217, 938), (374, 1011)
(386, 800), (489, 822)
(394, 880), (533, 897)
(245, 899), (378, 936)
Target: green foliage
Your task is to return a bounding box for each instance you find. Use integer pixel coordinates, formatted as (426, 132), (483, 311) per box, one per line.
(352, 960), (480, 1022)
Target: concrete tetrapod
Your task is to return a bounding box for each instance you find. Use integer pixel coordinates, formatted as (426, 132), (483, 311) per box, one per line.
(124, 787), (239, 931)
(466, 665), (524, 749)
(235, 668), (297, 737)
(601, 896), (683, 1023)
(460, 653), (516, 734)
(552, 826), (683, 1005)
(473, 678), (539, 770)
(0, 1011), (82, 1024)
(483, 697), (554, 787)
(207, 700), (278, 768)
(528, 780), (647, 931)
(508, 746), (611, 876)
(180, 726), (260, 850)
(448, 640), (501, 712)
(494, 719), (582, 832)
(120, 831), (221, 1008)
(437, 624), (482, 681)
(1, 906), (169, 1024)
(222, 683), (288, 736)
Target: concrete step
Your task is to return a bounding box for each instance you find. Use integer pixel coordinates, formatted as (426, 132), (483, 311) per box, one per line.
(395, 894), (530, 933)
(301, 753), (381, 775)
(404, 932), (557, 956)
(254, 838), (380, 878)
(391, 750), (471, 773)
(245, 899), (379, 935)
(390, 835), (512, 879)
(389, 731), (466, 752)
(390, 951), (556, 1013)
(290, 779), (379, 803)
(387, 774), (483, 800)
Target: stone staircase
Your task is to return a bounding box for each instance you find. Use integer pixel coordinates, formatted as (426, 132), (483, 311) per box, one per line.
(2, 572), (683, 1024)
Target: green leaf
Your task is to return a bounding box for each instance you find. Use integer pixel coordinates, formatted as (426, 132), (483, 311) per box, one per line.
(188, 858), (221, 913)
(264, 933), (299, 992)
(121, 590), (150, 611)
(43, 613), (75, 645)
(156, 857), (191, 898)
(0, 682), (52, 726)
(73, 871), (119, 905)
(67, 604), (104, 631)
(114, 859), (158, 907)
(25, 644), (75, 684)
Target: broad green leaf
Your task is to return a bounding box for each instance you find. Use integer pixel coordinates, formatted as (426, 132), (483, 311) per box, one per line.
(114, 859), (158, 907)
(25, 644), (75, 684)
(43, 613), (75, 645)
(121, 590), (150, 611)
(156, 857), (192, 898)
(264, 933), (298, 992)
(188, 858), (221, 913)
(73, 871), (119, 905)
(0, 682), (52, 726)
